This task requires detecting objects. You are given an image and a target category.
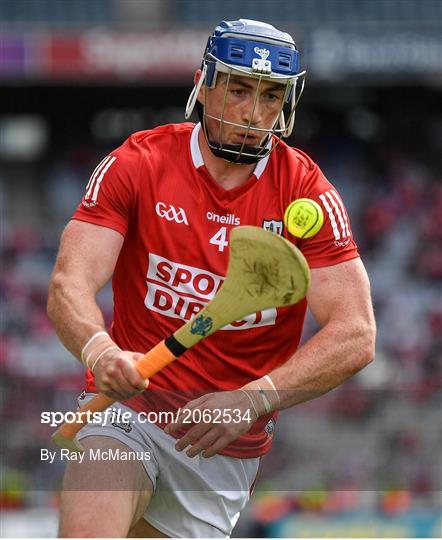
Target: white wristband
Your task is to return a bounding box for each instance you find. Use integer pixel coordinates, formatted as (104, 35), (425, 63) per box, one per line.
(90, 346), (121, 372)
(256, 384), (272, 413)
(263, 374), (280, 406)
(81, 331), (109, 363)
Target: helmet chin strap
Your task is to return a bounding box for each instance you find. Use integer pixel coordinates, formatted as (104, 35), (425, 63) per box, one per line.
(208, 143), (268, 165)
(196, 103), (270, 165)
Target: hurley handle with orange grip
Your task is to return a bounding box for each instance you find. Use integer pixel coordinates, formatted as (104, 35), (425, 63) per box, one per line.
(51, 226), (311, 453)
(51, 340), (178, 453)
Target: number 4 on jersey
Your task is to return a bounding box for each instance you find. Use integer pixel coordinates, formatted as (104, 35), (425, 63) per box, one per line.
(210, 226), (229, 252)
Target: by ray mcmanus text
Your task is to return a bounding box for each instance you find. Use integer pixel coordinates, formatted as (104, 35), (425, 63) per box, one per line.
(41, 447), (151, 464)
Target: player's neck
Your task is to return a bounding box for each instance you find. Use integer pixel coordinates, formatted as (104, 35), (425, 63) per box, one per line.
(198, 130), (256, 190)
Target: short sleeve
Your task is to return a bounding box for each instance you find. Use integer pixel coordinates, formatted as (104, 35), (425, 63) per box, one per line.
(72, 137), (141, 236)
(294, 163), (360, 268)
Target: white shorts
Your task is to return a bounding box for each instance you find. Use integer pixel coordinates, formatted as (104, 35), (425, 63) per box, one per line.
(77, 393), (260, 538)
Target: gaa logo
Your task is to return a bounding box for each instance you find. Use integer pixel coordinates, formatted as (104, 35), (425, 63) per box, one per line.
(155, 202), (188, 225)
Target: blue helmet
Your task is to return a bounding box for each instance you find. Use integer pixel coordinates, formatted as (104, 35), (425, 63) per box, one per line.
(185, 19), (306, 164)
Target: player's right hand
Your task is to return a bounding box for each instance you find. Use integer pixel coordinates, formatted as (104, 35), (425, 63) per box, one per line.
(93, 349), (148, 401)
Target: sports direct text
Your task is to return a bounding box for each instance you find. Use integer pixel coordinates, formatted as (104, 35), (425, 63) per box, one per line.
(145, 253), (276, 329)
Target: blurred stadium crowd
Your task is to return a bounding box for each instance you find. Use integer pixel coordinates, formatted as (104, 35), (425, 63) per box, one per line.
(1, 0), (441, 537)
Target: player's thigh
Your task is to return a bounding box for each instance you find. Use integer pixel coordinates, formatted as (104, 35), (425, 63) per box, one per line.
(59, 436), (153, 538)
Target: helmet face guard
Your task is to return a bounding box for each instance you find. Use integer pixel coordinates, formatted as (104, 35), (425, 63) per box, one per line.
(185, 19), (306, 165)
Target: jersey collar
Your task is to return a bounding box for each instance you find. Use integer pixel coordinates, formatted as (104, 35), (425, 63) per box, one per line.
(190, 123), (270, 179)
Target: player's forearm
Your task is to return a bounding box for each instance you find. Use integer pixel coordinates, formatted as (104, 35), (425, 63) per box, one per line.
(270, 318), (376, 410)
(47, 274), (106, 361)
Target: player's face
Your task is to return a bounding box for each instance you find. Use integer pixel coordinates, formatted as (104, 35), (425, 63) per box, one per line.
(198, 72), (286, 148)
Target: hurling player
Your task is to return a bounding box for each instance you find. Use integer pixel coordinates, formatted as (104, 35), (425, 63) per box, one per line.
(48, 19), (376, 538)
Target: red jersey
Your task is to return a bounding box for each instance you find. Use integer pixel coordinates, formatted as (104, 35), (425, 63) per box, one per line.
(72, 123), (359, 458)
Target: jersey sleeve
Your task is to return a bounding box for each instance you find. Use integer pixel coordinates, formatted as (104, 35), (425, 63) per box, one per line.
(72, 136), (142, 236)
(295, 162), (360, 269)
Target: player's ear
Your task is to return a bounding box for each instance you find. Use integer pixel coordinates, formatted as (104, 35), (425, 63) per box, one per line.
(194, 69), (205, 105)
(194, 69), (201, 85)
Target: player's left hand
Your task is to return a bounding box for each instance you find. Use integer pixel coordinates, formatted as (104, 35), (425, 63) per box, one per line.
(164, 390), (259, 458)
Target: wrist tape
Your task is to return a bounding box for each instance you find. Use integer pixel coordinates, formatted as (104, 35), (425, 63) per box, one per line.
(80, 331), (121, 371)
(241, 374), (280, 417)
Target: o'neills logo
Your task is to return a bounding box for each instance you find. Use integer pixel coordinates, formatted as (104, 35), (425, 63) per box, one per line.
(144, 254), (276, 330)
(206, 211), (240, 226)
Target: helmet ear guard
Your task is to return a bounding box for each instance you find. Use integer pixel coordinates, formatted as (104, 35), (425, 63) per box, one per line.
(281, 75), (306, 138)
(185, 64), (207, 120)
(185, 19), (306, 164)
